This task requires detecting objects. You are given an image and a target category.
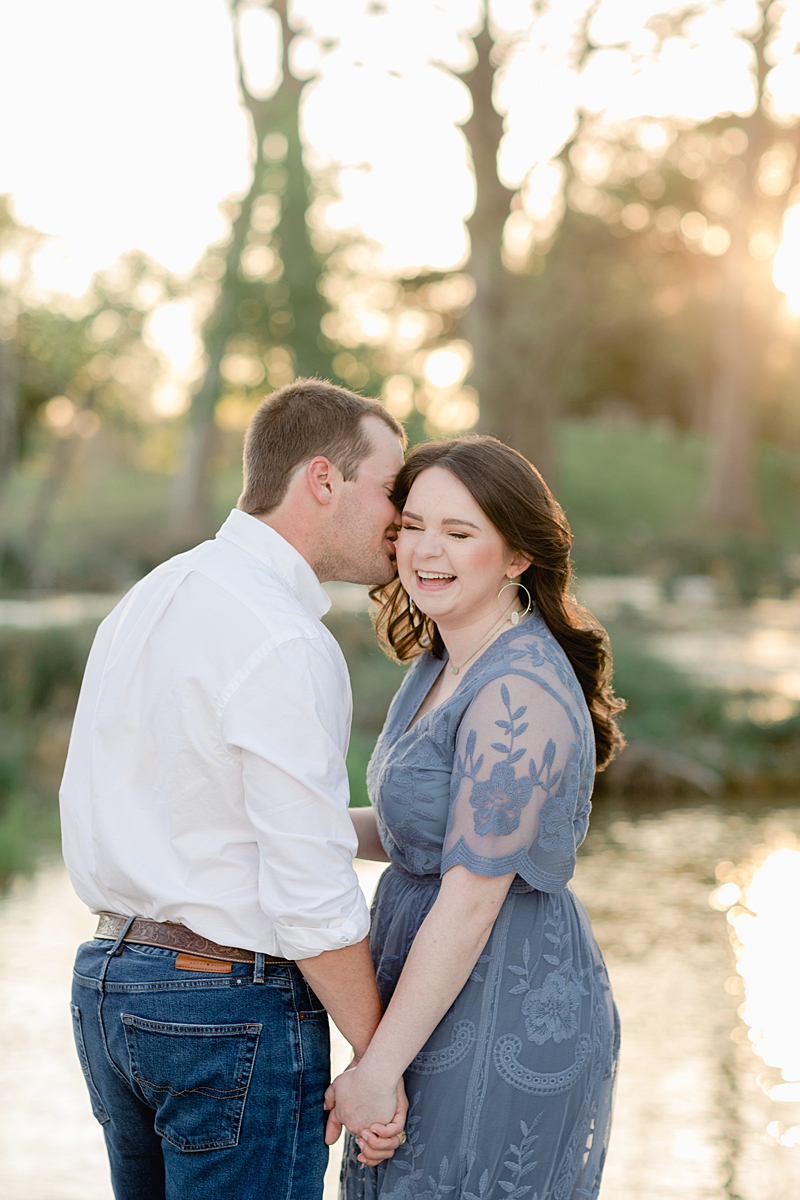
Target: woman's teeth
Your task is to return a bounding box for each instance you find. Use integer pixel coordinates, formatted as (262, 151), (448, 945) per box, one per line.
(417, 571), (453, 590)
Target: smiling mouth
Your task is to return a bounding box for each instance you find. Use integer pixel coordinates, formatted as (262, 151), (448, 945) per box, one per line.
(416, 570), (456, 591)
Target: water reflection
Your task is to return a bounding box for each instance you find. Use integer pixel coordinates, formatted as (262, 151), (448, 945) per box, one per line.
(578, 801), (800, 1200)
(715, 842), (800, 1155)
(1, 804), (800, 1199)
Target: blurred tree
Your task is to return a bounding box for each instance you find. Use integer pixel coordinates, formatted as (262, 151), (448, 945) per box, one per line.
(4, 252), (171, 587)
(451, 0), (800, 524)
(0, 198), (43, 501)
(169, 0), (332, 547)
(528, 0), (800, 529)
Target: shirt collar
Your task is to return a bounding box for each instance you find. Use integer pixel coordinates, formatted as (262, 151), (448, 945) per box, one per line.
(216, 510), (331, 620)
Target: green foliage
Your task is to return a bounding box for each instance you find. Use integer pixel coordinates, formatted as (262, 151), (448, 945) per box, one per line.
(518, 209), (709, 432)
(0, 791), (61, 884)
(2, 467), (173, 592)
(0, 623), (94, 885)
(559, 420), (800, 596)
(13, 248), (177, 450)
(0, 624), (91, 717)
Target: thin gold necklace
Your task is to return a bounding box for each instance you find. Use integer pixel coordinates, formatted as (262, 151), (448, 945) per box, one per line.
(449, 612), (513, 676)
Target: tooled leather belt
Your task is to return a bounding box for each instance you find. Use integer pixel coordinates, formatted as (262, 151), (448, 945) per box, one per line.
(95, 912), (289, 965)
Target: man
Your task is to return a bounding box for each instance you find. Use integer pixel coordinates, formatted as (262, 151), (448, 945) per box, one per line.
(61, 380), (407, 1199)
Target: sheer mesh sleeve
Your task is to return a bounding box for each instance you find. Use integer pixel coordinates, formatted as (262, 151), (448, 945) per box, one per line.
(441, 673), (583, 893)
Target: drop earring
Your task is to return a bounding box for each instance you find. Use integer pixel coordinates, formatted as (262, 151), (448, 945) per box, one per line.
(497, 579), (532, 625)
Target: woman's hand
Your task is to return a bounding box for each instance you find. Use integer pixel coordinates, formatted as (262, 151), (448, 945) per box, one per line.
(354, 1119), (407, 1166)
(324, 1067), (408, 1165)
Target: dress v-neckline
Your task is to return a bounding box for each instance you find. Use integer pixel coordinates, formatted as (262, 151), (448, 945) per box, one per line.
(402, 615), (534, 735)
(404, 654), (449, 734)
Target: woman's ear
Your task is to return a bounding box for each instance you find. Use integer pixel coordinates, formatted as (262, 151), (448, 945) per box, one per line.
(506, 553), (532, 580)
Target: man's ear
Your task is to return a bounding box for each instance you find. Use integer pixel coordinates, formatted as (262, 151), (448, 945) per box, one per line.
(305, 456), (341, 506)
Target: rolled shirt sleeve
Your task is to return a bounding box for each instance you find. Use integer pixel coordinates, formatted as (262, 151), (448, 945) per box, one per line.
(219, 634), (370, 960)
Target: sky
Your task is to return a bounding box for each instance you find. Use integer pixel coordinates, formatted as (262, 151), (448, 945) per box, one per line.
(2, 0), (800, 391)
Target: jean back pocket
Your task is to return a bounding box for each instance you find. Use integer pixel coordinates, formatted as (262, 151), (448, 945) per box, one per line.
(122, 1013), (261, 1151)
(70, 1003), (111, 1124)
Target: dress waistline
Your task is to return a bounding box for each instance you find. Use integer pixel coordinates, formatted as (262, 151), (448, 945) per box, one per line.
(387, 862), (442, 887)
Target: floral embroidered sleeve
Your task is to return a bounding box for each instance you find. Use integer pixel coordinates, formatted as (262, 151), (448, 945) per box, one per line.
(440, 673), (583, 893)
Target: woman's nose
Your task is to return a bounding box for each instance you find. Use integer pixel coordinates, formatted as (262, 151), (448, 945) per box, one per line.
(415, 530), (444, 557)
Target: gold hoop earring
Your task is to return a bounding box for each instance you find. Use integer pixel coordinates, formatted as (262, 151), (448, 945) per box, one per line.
(497, 579), (532, 626)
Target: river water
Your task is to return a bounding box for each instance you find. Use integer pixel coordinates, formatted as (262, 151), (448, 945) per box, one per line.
(1, 800), (798, 1200)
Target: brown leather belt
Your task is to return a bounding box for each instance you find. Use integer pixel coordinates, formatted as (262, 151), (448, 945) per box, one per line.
(95, 913), (289, 966)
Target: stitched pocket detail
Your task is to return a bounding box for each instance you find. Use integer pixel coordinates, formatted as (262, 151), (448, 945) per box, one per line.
(121, 1013), (261, 1151)
(70, 1003), (110, 1124)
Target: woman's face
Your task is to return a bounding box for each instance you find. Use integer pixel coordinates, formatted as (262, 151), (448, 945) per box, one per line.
(395, 466), (530, 629)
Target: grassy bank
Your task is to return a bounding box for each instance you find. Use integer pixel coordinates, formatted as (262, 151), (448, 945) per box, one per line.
(604, 620), (800, 795)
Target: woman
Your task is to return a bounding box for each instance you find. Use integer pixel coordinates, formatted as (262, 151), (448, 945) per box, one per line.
(332, 436), (623, 1200)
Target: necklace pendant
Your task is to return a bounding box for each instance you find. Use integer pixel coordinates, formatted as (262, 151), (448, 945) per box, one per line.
(451, 666), (459, 675)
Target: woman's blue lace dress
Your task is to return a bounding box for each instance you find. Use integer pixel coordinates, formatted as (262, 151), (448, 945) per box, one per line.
(340, 614), (619, 1200)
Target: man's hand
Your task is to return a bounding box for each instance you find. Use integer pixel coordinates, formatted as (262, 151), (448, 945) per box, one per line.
(324, 1069), (408, 1166)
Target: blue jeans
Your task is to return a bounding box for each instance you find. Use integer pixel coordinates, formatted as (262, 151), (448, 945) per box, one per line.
(71, 933), (330, 1200)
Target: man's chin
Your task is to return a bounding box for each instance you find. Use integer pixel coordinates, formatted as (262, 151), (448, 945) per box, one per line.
(336, 554), (397, 589)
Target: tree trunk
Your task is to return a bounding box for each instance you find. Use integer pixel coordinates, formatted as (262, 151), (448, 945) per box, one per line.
(459, 16), (556, 482)
(461, 21), (513, 434)
(273, 34), (330, 381)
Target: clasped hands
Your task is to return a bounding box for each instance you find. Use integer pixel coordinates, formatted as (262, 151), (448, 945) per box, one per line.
(324, 1060), (408, 1167)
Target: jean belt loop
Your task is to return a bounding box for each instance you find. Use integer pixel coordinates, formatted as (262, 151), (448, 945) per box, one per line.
(107, 914), (138, 959)
(253, 952), (266, 984)
(98, 914), (138, 992)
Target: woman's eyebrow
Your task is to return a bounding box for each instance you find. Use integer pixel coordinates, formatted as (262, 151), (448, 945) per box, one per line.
(441, 517), (481, 530)
(402, 511), (481, 530)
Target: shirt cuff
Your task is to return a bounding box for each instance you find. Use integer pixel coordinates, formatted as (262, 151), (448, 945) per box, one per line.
(272, 896), (371, 961)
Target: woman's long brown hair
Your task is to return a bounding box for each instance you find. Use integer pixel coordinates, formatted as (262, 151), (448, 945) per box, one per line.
(370, 436), (625, 770)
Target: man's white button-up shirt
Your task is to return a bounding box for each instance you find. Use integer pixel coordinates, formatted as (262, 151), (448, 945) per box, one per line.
(59, 509), (370, 960)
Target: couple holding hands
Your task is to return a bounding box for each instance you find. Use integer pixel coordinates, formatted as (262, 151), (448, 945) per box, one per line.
(61, 379), (621, 1200)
